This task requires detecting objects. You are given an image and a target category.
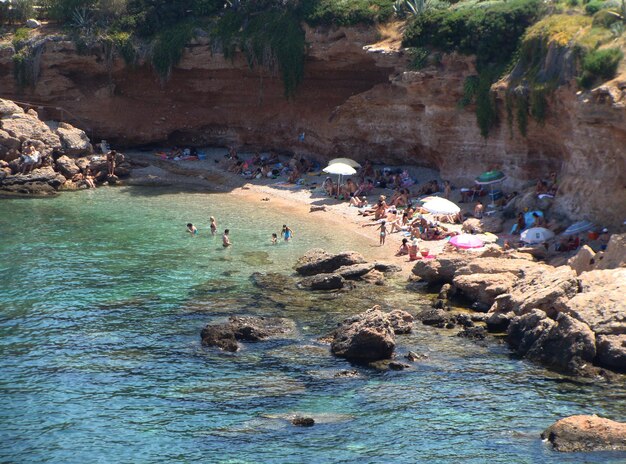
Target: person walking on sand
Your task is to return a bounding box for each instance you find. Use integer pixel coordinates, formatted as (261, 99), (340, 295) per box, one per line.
(222, 229), (231, 247)
(284, 226), (294, 241)
(187, 223), (198, 236)
(377, 220), (388, 246)
(210, 216), (217, 235)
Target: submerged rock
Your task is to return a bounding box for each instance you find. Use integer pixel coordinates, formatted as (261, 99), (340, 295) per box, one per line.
(331, 307), (396, 362)
(417, 308), (450, 328)
(292, 417), (315, 427)
(201, 316), (295, 352)
(387, 309), (414, 334)
(542, 415), (626, 452)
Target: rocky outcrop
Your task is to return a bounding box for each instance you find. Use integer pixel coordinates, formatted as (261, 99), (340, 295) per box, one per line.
(461, 216), (504, 234)
(295, 249), (366, 276)
(55, 155), (80, 178)
(47, 121), (93, 156)
(542, 415), (626, 452)
(201, 316), (295, 352)
(414, 246), (626, 374)
(330, 307), (397, 362)
(298, 273), (345, 290)
(388, 310), (414, 334)
(0, 165), (66, 195)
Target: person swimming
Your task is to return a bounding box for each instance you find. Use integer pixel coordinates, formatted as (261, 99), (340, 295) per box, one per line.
(222, 229), (231, 247)
(284, 226), (293, 241)
(187, 223), (198, 235)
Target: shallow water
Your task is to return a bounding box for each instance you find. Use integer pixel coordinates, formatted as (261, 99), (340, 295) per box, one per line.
(1, 187), (624, 463)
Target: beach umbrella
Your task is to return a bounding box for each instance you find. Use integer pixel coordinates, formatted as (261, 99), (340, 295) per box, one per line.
(422, 197), (460, 215)
(475, 170), (507, 207)
(323, 162), (357, 191)
(450, 234), (484, 249)
(521, 227), (555, 245)
(562, 220), (595, 236)
(328, 158), (361, 169)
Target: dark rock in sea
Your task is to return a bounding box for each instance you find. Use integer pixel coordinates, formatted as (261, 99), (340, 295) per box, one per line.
(431, 298), (448, 310)
(200, 324), (239, 352)
(295, 249), (366, 276)
(508, 310), (596, 374)
(333, 369), (361, 378)
(405, 351), (428, 362)
(200, 316), (295, 352)
(486, 307), (513, 332)
(454, 313), (474, 328)
(336, 263), (375, 280)
(542, 415), (626, 452)
(107, 174), (119, 184)
(388, 309), (414, 334)
(373, 262), (402, 274)
(418, 308), (450, 327)
(470, 313), (489, 323)
(292, 417), (315, 427)
(360, 269), (386, 285)
(298, 273), (345, 290)
(369, 359), (410, 370)
(250, 272), (293, 292)
(445, 322), (456, 329)
(596, 334), (626, 373)
(457, 326), (487, 340)
(331, 307), (396, 362)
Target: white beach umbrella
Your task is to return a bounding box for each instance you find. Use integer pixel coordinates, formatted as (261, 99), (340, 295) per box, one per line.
(328, 158), (361, 169)
(422, 197), (461, 215)
(323, 162), (357, 191)
(521, 227), (555, 245)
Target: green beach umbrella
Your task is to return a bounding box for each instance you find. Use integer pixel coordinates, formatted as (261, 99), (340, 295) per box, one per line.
(475, 170), (506, 185)
(475, 170), (506, 207)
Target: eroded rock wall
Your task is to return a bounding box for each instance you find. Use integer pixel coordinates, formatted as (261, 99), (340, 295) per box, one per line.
(1, 25), (625, 226)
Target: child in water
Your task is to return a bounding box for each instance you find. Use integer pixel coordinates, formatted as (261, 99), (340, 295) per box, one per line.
(284, 226), (293, 241)
(187, 223), (198, 235)
(222, 229), (231, 247)
(210, 216), (217, 235)
(271, 233), (278, 244)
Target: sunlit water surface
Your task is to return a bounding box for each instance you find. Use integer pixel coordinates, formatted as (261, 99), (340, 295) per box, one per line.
(0, 187), (624, 463)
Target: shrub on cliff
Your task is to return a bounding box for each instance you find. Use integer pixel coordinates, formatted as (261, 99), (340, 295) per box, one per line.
(303, 0), (396, 26)
(579, 47), (623, 88)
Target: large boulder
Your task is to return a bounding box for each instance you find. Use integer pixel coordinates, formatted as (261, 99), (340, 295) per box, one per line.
(411, 253), (471, 284)
(298, 273), (345, 290)
(594, 233), (626, 270)
(490, 265), (579, 319)
(331, 308), (396, 362)
(567, 245), (596, 275)
(0, 99), (24, 117)
(508, 311), (596, 373)
(0, 129), (21, 160)
(55, 155), (81, 179)
(335, 263), (375, 279)
(200, 316), (295, 352)
(542, 415), (626, 452)
(461, 216), (504, 234)
(0, 166), (66, 195)
(388, 309), (414, 334)
(595, 334), (626, 372)
(295, 250), (366, 276)
(1, 112), (61, 150)
(55, 122), (93, 156)
(417, 307), (451, 327)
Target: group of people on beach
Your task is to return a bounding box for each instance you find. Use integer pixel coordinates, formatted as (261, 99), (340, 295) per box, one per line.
(186, 217), (294, 247)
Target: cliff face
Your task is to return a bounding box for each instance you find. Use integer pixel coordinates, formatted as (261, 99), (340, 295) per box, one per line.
(1, 25), (625, 226)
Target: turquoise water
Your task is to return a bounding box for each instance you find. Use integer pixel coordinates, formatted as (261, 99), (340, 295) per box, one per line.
(1, 187), (625, 464)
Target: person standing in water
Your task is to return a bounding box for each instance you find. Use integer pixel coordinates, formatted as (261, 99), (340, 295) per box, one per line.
(271, 233), (278, 244)
(377, 220), (387, 246)
(210, 216), (217, 235)
(222, 229), (231, 247)
(284, 226), (293, 241)
(187, 223), (198, 236)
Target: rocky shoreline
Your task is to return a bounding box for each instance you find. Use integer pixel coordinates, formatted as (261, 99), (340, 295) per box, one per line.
(0, 98), (132, 195)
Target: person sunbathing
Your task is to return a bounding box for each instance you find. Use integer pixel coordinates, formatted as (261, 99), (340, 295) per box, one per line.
(354, 179), (374, 197)
(350, 195), (368, 207)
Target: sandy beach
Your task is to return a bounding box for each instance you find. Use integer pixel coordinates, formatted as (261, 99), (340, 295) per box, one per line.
(126, 148), (466, 275)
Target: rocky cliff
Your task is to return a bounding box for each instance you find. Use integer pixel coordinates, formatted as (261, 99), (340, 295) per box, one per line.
(1, 25), (625, 226)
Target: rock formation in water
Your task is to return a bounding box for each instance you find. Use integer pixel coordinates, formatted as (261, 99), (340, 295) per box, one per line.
(412, 236), (626, 375)
(542, 415), (626, 452)
(1, 25), (624, 226)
